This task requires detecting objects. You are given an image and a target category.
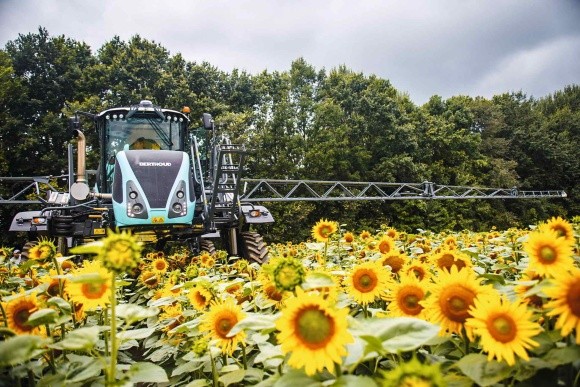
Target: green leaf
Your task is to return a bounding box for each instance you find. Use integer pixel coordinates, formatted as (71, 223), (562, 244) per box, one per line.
(219, 369), (246, 386)
(171, 360), (205, 377)
(0, 335), (49, 366)
(70, 240), (104, 255)
(46, 296), (72, 313)
(116, 303), (159, 324)
(67, 359), (104, 383)
(127, 362), (169, 383)
(227, 313), (277, 336)
(543, 346), (580, 367)
(334, 374), (378, 387)
(274, 369), (321, 387)
(356, 317), (440, 354)
(302, 272), (337, 290)
(455, 353), (512, 387)
(27, 308), (58, 326)
(117, 327), (156, 341)
(49, 326), (99, 351)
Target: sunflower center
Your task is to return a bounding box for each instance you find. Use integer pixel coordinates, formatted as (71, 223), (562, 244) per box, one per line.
(488, 314), (517, 343)
(295, 307), (335, 349)
(354, 270), (377, 293)
(567, 280), (580, 317)
(215, 313), (237, 338)
(439, 285), (476, 323)
(81, 282), (108, 299)
(195, 292), (207, 305)
(14, 307), (33, 331)
(320, 226), (332, 238)
(539, 246), (556, 262)
(398, 287), (424, 315)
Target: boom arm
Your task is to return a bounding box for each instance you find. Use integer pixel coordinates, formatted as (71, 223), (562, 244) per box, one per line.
(240, 179), (567, 202)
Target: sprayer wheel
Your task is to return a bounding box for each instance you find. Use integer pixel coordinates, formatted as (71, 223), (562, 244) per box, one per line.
(240, 231), (269, 264)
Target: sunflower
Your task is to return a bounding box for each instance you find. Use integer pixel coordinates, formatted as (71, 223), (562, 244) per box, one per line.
(359, 230), (371, 240)
(379, 356), (446, 387)
(378, 236), (396, 254)
(544, 267), (580, 344)
(384, 274), (427, 318)
(380, 252), (408, 274)
(199, 252), (214, 268)
(523, 230), (574, 278)
(400, 260), (432, 282)
(430, 249), (472, 272)
(28, 238), (57, 262)
(465, 295), (542, 366)
(151, 257), (169, 275)
(385, 227), (399, 240)
(39, 270), (64, 298)
(311, 219), (338, 243)
(188, 284), (213, 310)
(99, 230), (142, 273)
(276, 288), (353, 376)
(139, 270), (160, 288)
(513, 270), (544, 308)
(541, 216), (575, 244)
(421, 266), (496, 335)
(199, 298), (246, 355)
(271, 257), (305, 291)
(4, 292), (43, 335)
(66, 260), (112, 310)
(343, 232), (355, 244)
(345, 261), (392, 305)
(159, 303), (184, 331)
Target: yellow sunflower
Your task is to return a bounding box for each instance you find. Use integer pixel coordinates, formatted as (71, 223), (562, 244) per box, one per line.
(540, 216), (575, 244)
(380, 356), (446, 387)
(523, 230), (574, 278)
(400, 260), (432, 282)
(430, 249), (472, 272)
(384, 274), (427, 318)
(28, 238), (57, 262)
(359, 230), (372, 240)
(276, 288), (353, 376)
(544, 267), (580, 344)
(4, 292), (43, 335)
(151, 257), (169, 275)
(311, 219), (338, 243)
(380, 252), (408, 275)
(66, 260), (112, 310)
(139, 270), (160, 288)
(421, 266), (496, 336)
(385, 227), (399, 240)
(345, 261), (392, 305)
(199, 298), (246, 355)
(343, 232), (355, 244)
(465, 295), (542, 366)
(99, 230), (142, 273)
(188, 284), (213, 310)
(39, 270), (64, 298)
(378, 236), (396, 254)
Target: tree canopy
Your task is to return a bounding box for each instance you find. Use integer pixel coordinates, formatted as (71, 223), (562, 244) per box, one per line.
(1, 28), (577, 243)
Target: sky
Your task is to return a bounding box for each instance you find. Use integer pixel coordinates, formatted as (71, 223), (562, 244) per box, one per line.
(1, 0), (579, 105)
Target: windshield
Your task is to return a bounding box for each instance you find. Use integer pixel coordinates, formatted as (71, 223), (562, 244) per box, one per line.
(102, 116), (186, 191)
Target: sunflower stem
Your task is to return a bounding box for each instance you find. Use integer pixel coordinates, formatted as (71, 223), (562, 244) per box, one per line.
(108, 276), (118, 385)
(461, 326), (470, 355)
(209, 349), (219, 387)
(241, 344), (247, 370)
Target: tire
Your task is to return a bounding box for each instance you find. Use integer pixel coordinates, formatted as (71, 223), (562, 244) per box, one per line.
(200, 238), (216, 255)
(239, 231), (269, 264)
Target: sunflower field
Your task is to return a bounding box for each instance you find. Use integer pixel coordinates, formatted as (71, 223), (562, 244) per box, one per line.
(0, 216), (579, 386)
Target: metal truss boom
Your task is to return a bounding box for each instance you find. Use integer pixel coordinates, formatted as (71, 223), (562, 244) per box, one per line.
(239, 179), (567, 202)
(0, 176), (567, 205)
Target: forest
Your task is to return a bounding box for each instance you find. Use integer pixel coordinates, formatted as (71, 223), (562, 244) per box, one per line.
(0, 27), (578, 244)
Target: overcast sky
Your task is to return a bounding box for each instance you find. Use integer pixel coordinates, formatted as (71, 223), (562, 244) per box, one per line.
(1, 0), (579, 105)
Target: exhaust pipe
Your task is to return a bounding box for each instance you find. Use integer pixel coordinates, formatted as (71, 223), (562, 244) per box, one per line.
(74, 129), (87, 184)
(70, 129), (89, 200)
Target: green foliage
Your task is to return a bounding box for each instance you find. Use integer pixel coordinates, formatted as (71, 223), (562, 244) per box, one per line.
(1, 28), (578, 244)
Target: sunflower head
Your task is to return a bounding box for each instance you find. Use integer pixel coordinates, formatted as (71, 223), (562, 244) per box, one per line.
(139, 269), (160, 288)
(541, 216), (575, 244)
(523, 230), (574, 278)
(343, 232), (355, 244)
(271, 257), (305, 292)
(380, 356), (446, 387)
(276, 288), (353, 376)
(378, 236), (396, 254)
(4, 292), (43, 336)
(185, 264), (199, 279)
(199, 298), (246, 355)
(151, 257), (169, 274)
(311, 219), (338, 243)
(188, 284), (214, 310)
(99, 230), (142, 273)
(544, 267), (580, 344)
(431, 249), (471, 272)
(29, 238), (57, 262)
(346, 261), (392, 306)
(66, 260), (112, 311)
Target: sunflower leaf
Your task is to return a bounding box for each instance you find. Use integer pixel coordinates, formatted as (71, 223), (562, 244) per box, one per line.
(127, 361), (169, 383)
(49, 326), (99, 351)
(454, 353), (512, 387)
(227, 313), (277, 336)
(69, 240), (105, 255)
(116, 303), (159, 325)
(0, 335), (49, 366)
(334, 374), (378, 387)
(27, 308), (58, 326)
